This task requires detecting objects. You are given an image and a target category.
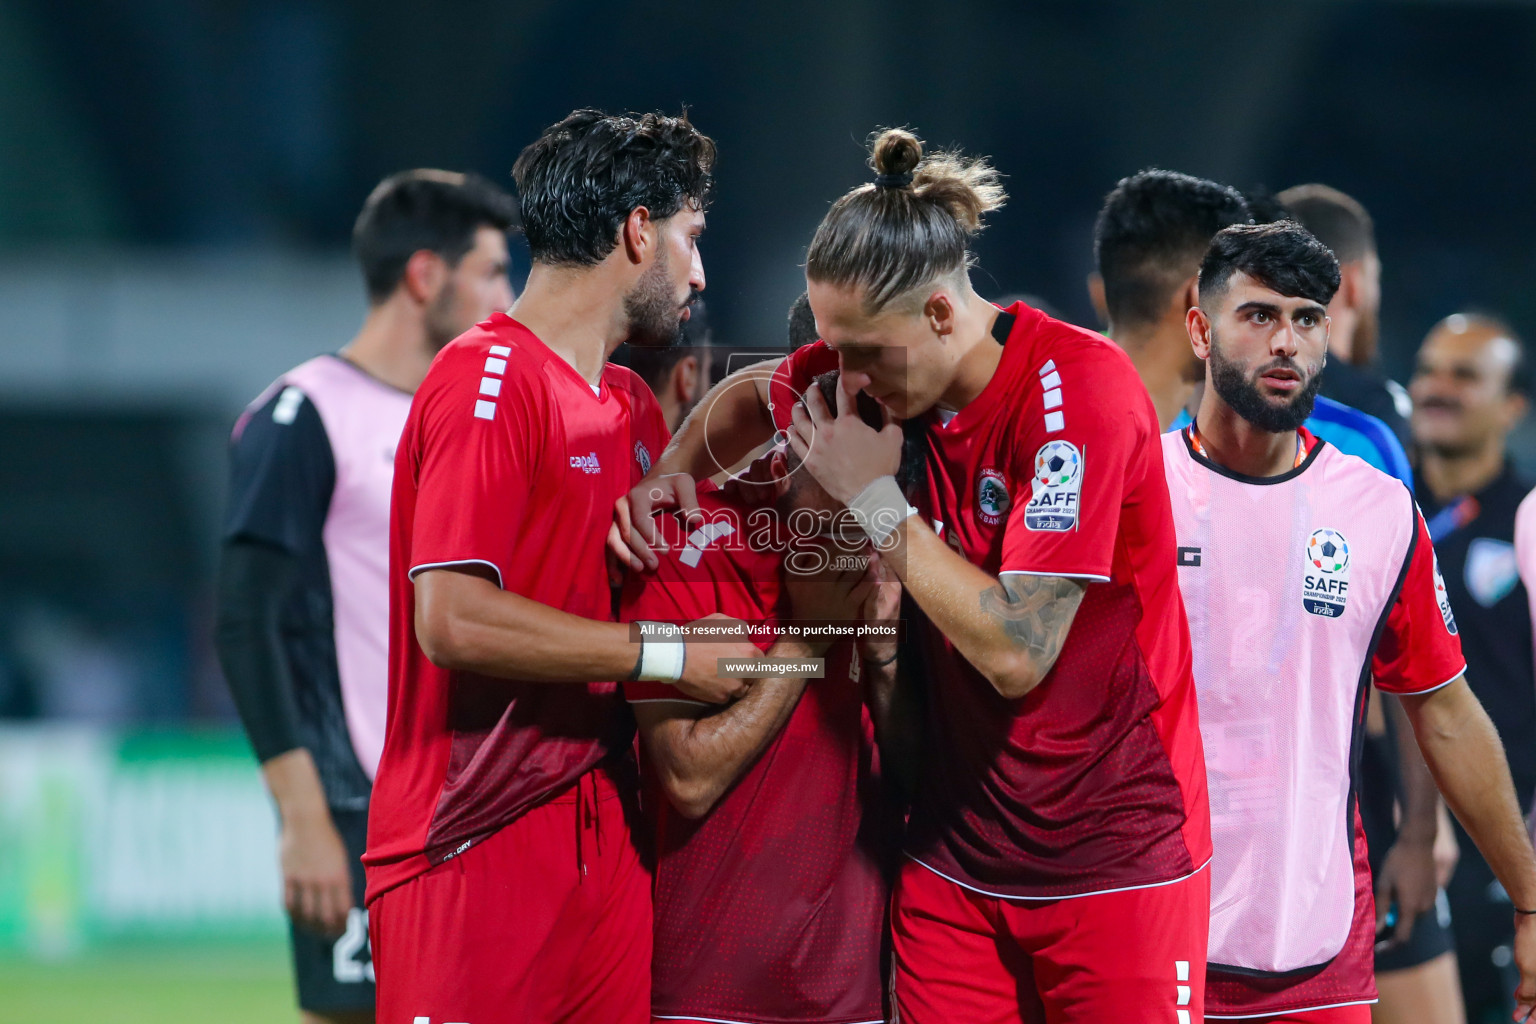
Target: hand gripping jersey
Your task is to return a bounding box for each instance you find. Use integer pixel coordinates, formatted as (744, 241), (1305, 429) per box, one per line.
(1163, 427), (1465, 1017)
(363, 314), (669, 904)
(620, 486), (893, 1024)
(773, 302), (1210, 899)
(227, 354), (411, 797)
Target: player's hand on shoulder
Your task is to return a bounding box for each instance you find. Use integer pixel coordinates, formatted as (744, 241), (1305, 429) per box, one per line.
(674, 613), (757, 704)
(279, 808), (355, 938)
(610, 472), (703, 572)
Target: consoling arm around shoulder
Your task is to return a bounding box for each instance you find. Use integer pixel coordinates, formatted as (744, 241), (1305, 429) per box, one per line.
(413, 566), (639, 683)
(633, 640), (814, 819)
(883, 519), (1087, 699)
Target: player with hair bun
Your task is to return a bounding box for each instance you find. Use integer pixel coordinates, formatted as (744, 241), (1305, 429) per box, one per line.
(618, 127), (1212, 1023)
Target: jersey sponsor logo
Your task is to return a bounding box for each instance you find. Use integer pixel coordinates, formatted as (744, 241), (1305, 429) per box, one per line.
(1024, 440), (1081, 532)
(1177, 546), (1202, 567)
(1465, 537), (1519, 608)
(634, 440), (652, 475)
(1432, 551), (1459, 634)
(569, 451), (602, 474)
(977, 469), (1011, 526)
(1302, 528), (1351, 617)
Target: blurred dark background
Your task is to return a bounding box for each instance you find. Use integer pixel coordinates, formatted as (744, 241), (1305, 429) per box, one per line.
(2, 0), (1533, 722)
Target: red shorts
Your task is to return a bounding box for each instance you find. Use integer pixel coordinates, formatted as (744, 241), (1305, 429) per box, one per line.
(892, 857), (1210, 1024)
(369, 767), (651, 1024)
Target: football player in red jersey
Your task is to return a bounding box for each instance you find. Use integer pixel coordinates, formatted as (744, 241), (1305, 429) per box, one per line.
(616, 128), (1212, 1024)
(363, 110), (761, 1024)
(621, 370), (911, 1024)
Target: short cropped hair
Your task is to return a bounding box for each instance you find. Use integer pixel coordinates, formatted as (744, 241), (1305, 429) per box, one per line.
(1275, 184), (1375, 263)
(352, 170), (517, 302)
(1094, 169), (1251, 329)
(787, 292), (819, 350)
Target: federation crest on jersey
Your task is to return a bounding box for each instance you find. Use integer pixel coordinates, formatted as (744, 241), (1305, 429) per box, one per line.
(1302, 528), (1351, 617)
(634, 440), (652, 475)
(1024, 441), (1081, 532)
(977, 469), (1011, 526)
(1432, 551), (1459, 635)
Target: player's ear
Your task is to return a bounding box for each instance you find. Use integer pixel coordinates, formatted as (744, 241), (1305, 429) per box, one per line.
(1187, 306), (1213, 360)
(924, 290), (956, 338)
(1087, 273), (1108, 328)
(672, 355), (700, 402)
(401, 249), (448, 305)
(620, 207), (653, 265)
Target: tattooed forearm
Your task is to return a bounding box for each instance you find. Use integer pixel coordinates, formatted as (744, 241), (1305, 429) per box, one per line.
(978, 574), (1087, 670)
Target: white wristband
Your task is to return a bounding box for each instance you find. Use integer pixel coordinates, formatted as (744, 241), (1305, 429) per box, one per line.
(636, 624), (686, 683)
(847, 476), (918, 547)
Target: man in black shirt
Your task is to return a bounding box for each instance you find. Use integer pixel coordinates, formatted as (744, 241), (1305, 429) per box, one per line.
(1412, 313), (1532, 1024)
(1280, 183), (1414, 449)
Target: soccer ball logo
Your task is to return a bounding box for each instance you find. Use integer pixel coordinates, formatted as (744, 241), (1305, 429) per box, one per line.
(1307, 529), (1350, 574)
(1034, 441), (1081, 487)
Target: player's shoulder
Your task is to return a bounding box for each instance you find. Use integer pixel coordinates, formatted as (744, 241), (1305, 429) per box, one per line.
(232, 356), (338, 445)
(416, 313), (552, 423)
(1313, 434), (1413, 509)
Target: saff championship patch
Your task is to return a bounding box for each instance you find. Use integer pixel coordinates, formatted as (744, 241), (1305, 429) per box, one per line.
(1302, 528), (1351, 617)
(1432, 551), (1459, 635)
(1023, 440), (1081, 532)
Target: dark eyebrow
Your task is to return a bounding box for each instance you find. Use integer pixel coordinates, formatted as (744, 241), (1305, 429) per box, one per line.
(1232, 301), (1282, 318)
(1292, 303), (1327, 320)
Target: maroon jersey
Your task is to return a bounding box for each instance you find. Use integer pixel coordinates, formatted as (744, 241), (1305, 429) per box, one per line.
(364, 313), (669, 903)
(621, 487), (892, 1024)
(773, 302), (1211, 899)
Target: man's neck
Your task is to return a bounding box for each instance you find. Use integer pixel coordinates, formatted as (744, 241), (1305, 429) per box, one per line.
(510, 263), (632, 383)
(1419, 442), (1505, 502)
(1194, 390), (1299, 478)
(937, 290), (1009, 410)
(1113, 319), (1200, 430)
(341, 300), (437, 394)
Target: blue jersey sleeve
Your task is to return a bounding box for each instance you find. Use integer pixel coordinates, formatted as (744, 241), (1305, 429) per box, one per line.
(1305, 395), (1414, 493)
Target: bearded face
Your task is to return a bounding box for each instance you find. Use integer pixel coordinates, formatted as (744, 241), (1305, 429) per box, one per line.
(1208, 324), (1324, 432)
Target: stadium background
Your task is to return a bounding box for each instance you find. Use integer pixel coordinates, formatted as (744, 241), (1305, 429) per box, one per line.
(1, 1), (1533, 1019)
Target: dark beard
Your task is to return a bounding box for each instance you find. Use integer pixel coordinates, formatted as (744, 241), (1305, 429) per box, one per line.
(1209, 337), (1323, 433)
(623, 249), (687, 350)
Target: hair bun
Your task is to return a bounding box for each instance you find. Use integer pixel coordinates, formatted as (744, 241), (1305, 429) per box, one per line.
(871, 129), (923, 178)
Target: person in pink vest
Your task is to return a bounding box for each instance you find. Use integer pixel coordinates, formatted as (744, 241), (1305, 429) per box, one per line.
(1165, 220), (1536, 1023)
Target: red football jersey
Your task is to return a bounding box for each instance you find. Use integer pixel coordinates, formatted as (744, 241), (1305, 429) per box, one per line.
(621, 486), (893, 1024)
(363, 313), (669, 903)
(774, 301), (1211, 899)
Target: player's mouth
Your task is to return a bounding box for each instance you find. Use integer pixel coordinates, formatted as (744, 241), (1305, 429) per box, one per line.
(1259, 368), (1302, 391)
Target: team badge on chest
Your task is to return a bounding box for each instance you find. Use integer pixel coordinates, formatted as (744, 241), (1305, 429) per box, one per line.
(1302, 528), (1351, 617)
(1023, 440), (1081, 532)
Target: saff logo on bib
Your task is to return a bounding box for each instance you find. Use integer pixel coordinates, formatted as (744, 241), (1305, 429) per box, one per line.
(1024, 440), (1082, 532)
(977, 470), (1010, 526)
(1302, 528), (1351, 617)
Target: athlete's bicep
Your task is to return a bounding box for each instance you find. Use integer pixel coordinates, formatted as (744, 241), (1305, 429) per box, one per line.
(999, 387), (1144, 582)
(1374, 507), (1466, 694)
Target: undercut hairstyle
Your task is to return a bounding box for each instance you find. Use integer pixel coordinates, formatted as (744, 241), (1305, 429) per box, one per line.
(787, 292), (819, 349)
(625, 298), (712, 392)
(1093, 169), (1251, 330)
(512, 109), (716, 267)
(1199, 222), (1341, 309)
(1275, 184), (1375, 263)
(805, 128), (1006, 314)
(352, 170), (518, 303)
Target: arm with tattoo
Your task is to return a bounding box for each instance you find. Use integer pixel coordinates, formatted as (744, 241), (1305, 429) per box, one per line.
(873, 518), (1090, 699)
